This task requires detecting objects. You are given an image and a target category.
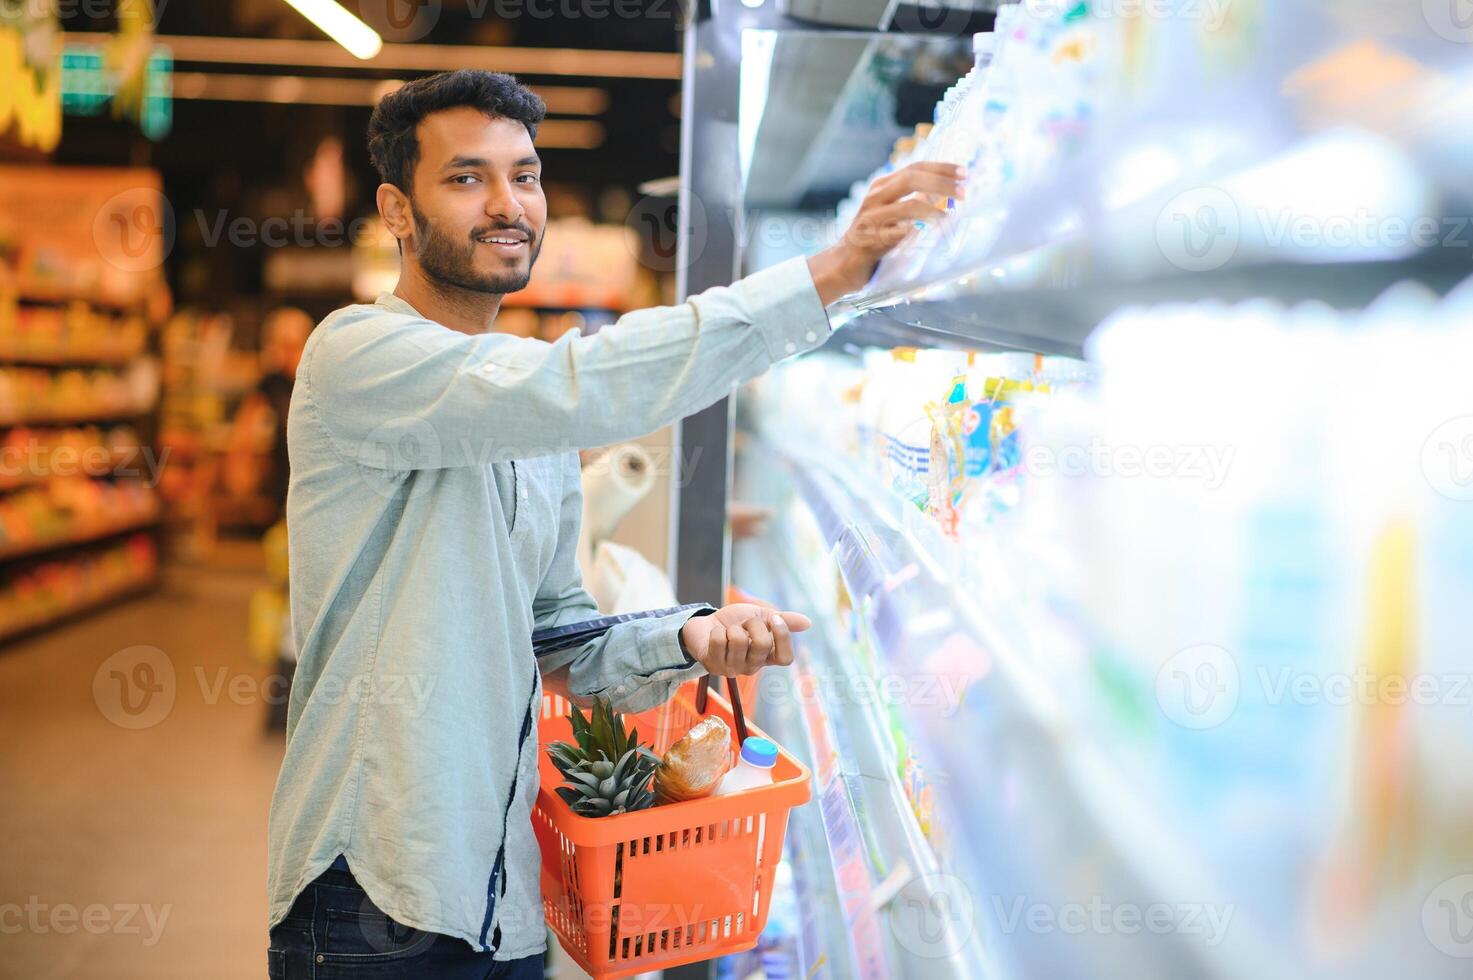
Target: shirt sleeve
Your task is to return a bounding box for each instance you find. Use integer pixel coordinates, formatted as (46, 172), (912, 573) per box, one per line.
(305, 256), (830, 470)
(532, 454), (707, 714)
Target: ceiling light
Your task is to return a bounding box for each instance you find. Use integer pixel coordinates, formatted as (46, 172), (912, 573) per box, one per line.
(279, 0), (383, 60)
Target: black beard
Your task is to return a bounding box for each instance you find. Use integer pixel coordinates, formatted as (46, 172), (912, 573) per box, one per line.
(412, 210), (541, 295)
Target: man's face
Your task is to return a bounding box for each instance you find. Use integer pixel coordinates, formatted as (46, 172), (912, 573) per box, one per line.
(405, 106), (547, 294)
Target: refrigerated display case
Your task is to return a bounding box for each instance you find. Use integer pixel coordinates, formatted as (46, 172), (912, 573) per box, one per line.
(674, 1), (1473, 977)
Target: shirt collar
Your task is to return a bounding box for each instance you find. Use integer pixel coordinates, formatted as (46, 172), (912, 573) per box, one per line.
(375, 292), (424, 318)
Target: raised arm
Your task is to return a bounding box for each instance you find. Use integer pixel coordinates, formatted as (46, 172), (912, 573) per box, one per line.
(305, 161), (965, 470)
(307, 257), (826, 470)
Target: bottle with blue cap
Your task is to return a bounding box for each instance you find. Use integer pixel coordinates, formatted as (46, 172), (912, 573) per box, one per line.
(715, 736), (778, 796)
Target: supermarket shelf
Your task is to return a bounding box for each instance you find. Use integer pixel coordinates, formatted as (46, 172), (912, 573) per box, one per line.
(0, 472), (50, 494)
(761, 437), (1269, 979)
(0, 515), (161, 564)
(0, 573), (158, 647)
(836, 124), (1473, 356)
(822, 309), (985, 355)
(839, 247), (1473, 357)
(0, 457), (151, 494)
(739, 535), (989, 980)
(0, 350), (145, 369)
(730, 633), (862, 980)
(733, 583), (879, 978)
(16, 292), (148, 312)
(0, 409), (153, 429)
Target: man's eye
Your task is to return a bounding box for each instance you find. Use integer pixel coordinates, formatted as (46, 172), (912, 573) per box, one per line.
(516, 173), (541, 184)
(451, 174), (479, 184)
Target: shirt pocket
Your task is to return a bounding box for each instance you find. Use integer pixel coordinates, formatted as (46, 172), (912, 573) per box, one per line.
(507, 456), (563, 568)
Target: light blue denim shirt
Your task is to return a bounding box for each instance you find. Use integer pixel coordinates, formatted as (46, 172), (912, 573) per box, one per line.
(266, 256), (832, 957)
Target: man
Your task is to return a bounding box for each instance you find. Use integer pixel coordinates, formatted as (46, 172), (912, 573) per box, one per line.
(266, 70), (962, 978)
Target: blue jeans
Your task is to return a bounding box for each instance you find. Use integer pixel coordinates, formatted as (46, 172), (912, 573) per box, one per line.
(268, 861), (544, 979)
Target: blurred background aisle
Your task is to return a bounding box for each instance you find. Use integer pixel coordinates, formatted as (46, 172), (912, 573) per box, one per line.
(0, 542), (281, 979)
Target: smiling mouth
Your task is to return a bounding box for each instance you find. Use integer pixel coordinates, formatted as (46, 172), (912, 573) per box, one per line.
(475, 233), (529, 247)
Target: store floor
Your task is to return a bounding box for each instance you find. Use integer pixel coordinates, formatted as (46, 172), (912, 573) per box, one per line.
(0, 542), (283, 979)
(0, 544), (596, 980)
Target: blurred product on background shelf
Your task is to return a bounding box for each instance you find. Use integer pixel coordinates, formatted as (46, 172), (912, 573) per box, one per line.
(0, 362), (159, 425)
(0, 476), (159, 559)
(252, 520), (295, 732)
(0, 533), (156, 643)
(225, 307), (310, 524)
(0, 296), (148, 365)
(159, 307), (297, 551)
(0, 423), (147, 491)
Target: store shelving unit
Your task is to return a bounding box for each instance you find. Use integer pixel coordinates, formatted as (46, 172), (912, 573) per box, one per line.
(0, 515), (161, 563)
(0, 293), (163, 644)
(681, 3), (1473, 978)
(0, 556), (157, 646)
(839, 247), (1473, 357)
(738, 525), (993, 980)
(671, 0), (986, 611)
(745, 437), (1265, 978)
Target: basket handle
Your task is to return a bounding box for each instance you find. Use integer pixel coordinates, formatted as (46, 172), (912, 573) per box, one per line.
(693, 585), (773, 745)
(695, 673), (749, 746)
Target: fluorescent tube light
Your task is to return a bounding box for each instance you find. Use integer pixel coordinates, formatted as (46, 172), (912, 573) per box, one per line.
(279, 0), (383, 60)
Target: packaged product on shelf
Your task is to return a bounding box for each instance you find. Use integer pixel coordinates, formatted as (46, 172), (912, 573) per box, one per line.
(848, 3), (1115, 295)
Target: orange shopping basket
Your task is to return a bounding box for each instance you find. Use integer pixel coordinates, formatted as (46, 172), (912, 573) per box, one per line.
(533, 677), (811, 979)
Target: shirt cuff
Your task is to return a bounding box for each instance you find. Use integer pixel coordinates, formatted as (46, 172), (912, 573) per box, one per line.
(609, 615), (708, 715)
(675, 607), (716, 665)
(731, 256), (834, 362)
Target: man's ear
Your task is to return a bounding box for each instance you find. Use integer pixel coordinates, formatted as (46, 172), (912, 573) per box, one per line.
(377, 182), (414, 253)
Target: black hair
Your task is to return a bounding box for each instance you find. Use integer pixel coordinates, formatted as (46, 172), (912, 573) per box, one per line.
(367, 70), (547, 193)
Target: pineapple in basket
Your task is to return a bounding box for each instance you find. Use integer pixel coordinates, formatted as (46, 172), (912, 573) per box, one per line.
(547, 699), (662, 818)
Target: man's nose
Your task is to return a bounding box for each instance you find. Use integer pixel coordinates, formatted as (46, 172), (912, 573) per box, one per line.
(483, 178), (524, 224)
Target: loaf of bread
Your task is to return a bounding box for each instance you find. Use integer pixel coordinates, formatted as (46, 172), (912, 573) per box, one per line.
(654, 716), (732, 803)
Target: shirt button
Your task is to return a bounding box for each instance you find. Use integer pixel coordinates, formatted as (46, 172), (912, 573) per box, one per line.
(805, 331), (817, 343)
(784, 342), (797, 354)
